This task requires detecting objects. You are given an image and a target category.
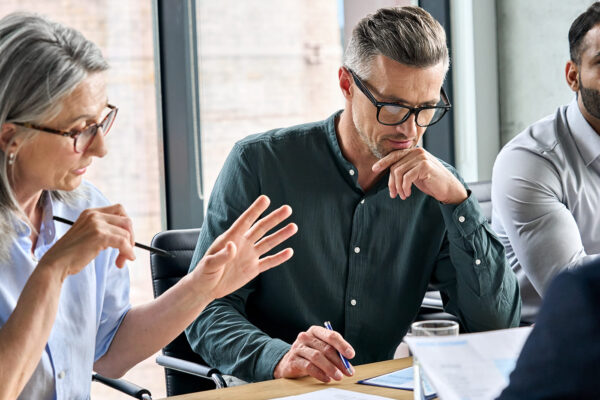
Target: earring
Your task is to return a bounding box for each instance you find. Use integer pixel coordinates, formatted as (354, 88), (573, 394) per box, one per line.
(7, 152), (15, 165)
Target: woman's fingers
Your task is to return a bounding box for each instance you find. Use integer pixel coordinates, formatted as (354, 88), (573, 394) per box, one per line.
(70, 207), (137, 264)
(93, 213), (135, 245)
(254, 223), (298, 255)
(201, 242), (237, 272)
(115, 254), (127, 269)
(101, 223), (136, 262)
(258, 248), (294, 272)
(93, 205), (135, 245)
(244, 205), (293, 243)
(205, 196), (271, 256)
(228, 195), (271, 234)
(96, 203), (129, 218)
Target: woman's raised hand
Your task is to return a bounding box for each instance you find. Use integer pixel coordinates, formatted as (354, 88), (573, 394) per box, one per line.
(191, 195), (297, 300)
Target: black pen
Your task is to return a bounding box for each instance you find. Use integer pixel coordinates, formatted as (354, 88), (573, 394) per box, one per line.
(53, 215), (174, 258)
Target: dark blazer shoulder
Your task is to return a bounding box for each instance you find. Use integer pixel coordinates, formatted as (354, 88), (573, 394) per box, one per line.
(498, 259), (600, 399)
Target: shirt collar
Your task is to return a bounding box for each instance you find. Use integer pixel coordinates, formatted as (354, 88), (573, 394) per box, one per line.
(40, 191), (57, 245)
(325, 110), (360, 187)
(14, 218), (30, 238)
(325, 110), (350, 167)
(567, 97), (600, 166)
(324, 110), (391, 194)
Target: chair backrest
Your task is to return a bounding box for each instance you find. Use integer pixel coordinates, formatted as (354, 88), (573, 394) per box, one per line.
(150, 228), (216, 395)
(468, 180), (492, 223)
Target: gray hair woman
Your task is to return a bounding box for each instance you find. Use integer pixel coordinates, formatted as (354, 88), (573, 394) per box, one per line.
(0, 12), (297, 399)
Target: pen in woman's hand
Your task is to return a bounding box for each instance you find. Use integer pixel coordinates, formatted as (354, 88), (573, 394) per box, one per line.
(53, 216), (175, 258)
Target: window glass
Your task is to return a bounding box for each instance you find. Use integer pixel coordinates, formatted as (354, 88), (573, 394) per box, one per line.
(196, 0), (345, 201)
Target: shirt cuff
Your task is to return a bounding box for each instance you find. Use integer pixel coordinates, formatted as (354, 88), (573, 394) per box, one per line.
(439, 191), (487, 238)
(256, 338), (291, 382)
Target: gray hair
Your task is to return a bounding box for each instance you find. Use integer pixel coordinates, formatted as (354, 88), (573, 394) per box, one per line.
(0, 12), (109, 261)
(343, 6), (449, 80)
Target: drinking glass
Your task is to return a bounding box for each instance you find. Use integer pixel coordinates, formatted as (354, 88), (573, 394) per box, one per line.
(411, 320), (459, 400)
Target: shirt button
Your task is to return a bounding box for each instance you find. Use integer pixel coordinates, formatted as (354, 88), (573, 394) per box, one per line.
(349, 169), (355, 176)
(458, 216), (466, 223)
(350, 299), (357, 306)
(354, 247), (360, 254)
(360, 199), (365, 204)
(475, 259), (481, 265)
(58, 370), (66, 379)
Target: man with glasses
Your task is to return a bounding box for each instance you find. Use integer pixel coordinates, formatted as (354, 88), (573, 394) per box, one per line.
(187, 6), (520, 384)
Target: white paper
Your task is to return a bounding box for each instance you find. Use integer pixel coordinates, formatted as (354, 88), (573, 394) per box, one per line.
(404, 327), (532, 400)
(270, 388), (394, 400)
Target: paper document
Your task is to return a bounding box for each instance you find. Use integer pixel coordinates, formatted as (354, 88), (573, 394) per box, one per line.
(270, 388), (394, 400)
(405, 326), (532, 400)
(358, 366), (436, 398)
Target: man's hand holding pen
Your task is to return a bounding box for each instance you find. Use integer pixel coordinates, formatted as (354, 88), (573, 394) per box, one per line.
(273, 325), (355, 383)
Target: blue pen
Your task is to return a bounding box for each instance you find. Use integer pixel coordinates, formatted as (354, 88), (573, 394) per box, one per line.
(323, 321), (353, 374)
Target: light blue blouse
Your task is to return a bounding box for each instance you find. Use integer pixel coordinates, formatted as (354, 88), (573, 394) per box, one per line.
(0, 181), (131, 399)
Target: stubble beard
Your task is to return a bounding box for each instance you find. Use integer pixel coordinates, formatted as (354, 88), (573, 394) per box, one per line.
(580, 75), (600, 120)
(352, 107), (385, 159)
(356, 124), (385, 159)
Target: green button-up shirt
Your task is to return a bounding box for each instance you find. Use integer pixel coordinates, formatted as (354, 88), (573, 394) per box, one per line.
(186, 111), (521, 382)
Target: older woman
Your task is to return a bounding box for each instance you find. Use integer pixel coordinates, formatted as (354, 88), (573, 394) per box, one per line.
(0, 12), (298, 399)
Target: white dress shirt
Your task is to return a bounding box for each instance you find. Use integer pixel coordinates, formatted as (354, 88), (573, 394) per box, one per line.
(0, 181), (131, 399)
(492, 98), (600, 322)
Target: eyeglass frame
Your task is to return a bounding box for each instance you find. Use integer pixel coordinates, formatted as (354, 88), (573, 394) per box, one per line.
(346, 68), (451, 127)
(13, 104), (118, 153)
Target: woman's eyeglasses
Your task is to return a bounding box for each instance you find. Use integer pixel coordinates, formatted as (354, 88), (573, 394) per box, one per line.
(14, 104), (118, 153)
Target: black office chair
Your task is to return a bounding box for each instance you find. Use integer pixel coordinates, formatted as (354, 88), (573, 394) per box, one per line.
(150, 228), (227, 397)
(418, 180), (493, 323)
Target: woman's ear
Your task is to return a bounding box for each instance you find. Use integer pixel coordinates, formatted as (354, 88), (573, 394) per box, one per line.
(0, 123), (18, 153)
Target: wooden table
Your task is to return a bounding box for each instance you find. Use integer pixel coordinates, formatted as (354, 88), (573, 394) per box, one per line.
(161, 358), (415, 399)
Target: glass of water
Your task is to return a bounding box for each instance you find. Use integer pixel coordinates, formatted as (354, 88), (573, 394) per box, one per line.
(411, 320), (459, 400)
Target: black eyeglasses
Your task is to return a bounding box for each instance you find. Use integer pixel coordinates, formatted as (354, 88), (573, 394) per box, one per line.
(14, 104), (118, 153)
(347, 68), (451, 127)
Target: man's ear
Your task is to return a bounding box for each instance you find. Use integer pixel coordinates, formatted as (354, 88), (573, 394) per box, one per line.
(0, 123), (20, 153)
(338, 67), (353, 100)
(566, 60), (580, 92)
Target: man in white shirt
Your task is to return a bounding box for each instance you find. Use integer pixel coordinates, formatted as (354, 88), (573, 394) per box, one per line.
(492, 1), (600, 323)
